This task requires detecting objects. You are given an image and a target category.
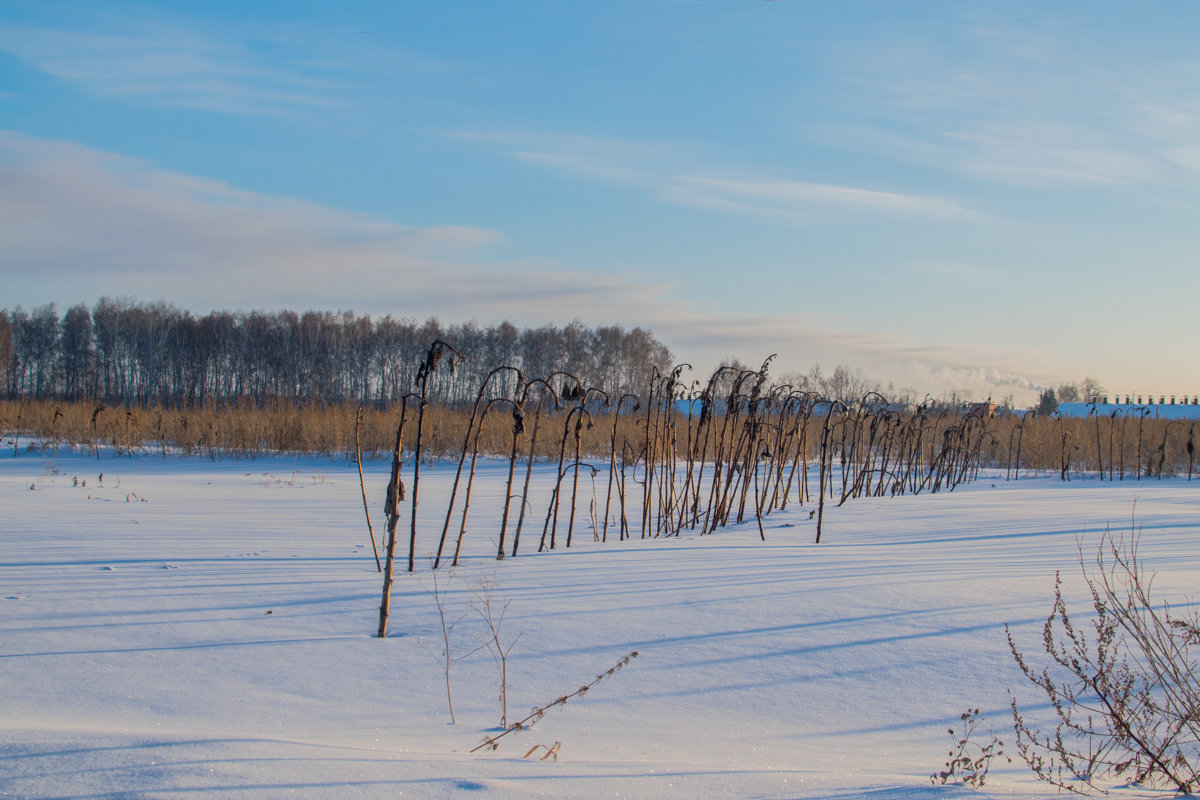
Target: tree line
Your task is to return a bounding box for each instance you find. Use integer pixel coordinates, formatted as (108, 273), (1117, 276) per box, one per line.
(0, 298), (673, 408)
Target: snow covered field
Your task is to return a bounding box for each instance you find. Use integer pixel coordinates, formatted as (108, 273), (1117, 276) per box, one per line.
(3, 446), (1199, 799)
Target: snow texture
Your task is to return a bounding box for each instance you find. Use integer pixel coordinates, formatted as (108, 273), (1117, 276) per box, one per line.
(3, 445), (1198, 799)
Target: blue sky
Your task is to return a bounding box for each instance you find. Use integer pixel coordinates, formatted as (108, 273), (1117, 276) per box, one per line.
(3, 1), (1199, 405)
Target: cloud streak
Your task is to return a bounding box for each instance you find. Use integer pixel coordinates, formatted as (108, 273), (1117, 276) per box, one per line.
(0, 131), (498, 301)
(0, 132), (704, 328)
(663, 174), (979, 219)
(948, 124), (1155, 188)
(0, 22), (338, 113)
(472, 129), (980, 221)
(1, 132), (1048, 402)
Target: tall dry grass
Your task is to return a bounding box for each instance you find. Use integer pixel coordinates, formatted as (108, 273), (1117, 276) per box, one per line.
(2, 398), (1196, 480)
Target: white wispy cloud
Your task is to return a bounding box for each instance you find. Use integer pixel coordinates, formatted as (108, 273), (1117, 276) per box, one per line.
(821, 11), (1195, 197)
(0, 131), (500, 303)
(1165, 144), (1200, 173)
(1, 131), (1048, 402)
(662, 175), (979, 219)
(456, 130), (671, 185)
(0, 132), (705, 330)
(464, 129), (979, 221)
(0, 22), (338, 113)
(511, 150), (647, 184)
(948, 124), (1155, 188)
(910, 260), (989, 282)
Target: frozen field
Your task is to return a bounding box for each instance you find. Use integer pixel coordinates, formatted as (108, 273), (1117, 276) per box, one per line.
(3, 446), (1199, 799)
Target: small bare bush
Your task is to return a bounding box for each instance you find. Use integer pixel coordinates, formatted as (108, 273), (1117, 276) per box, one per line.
(417, 565), (484, 724)
(465, 569), (524, 729)
(1007, 516), (1200, 794)
(930, 707), (1008, 788)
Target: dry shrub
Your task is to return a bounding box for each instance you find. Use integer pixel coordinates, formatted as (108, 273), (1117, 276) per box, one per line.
(931, 708), (1009, 788)
(1007, 518), (1200, 794)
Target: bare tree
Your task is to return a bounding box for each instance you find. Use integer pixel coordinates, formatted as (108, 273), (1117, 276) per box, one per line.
(2, 299), (674, 410)
(1056, 382), (1081, 403)
(0, 309), (12, 397)
(1081, 376), (1105, 404)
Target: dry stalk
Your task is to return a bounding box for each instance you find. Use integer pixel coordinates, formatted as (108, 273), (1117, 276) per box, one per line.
(466, 569), (524, 729)
(377, 393), (416, 638)
(523, 741), (561, 761)
(471, 650), (638, 754)
(409, 340), (464, 572)
(355, 406), (381, 572)
(416, 565), (485, 723)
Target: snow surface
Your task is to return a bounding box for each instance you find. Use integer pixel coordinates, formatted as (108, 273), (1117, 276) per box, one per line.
(3, 445), (1199, 799)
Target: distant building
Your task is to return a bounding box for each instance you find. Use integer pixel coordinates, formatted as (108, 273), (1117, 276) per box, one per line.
(1054, 402), (1200, 420)
(968, 401), (997, 419)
